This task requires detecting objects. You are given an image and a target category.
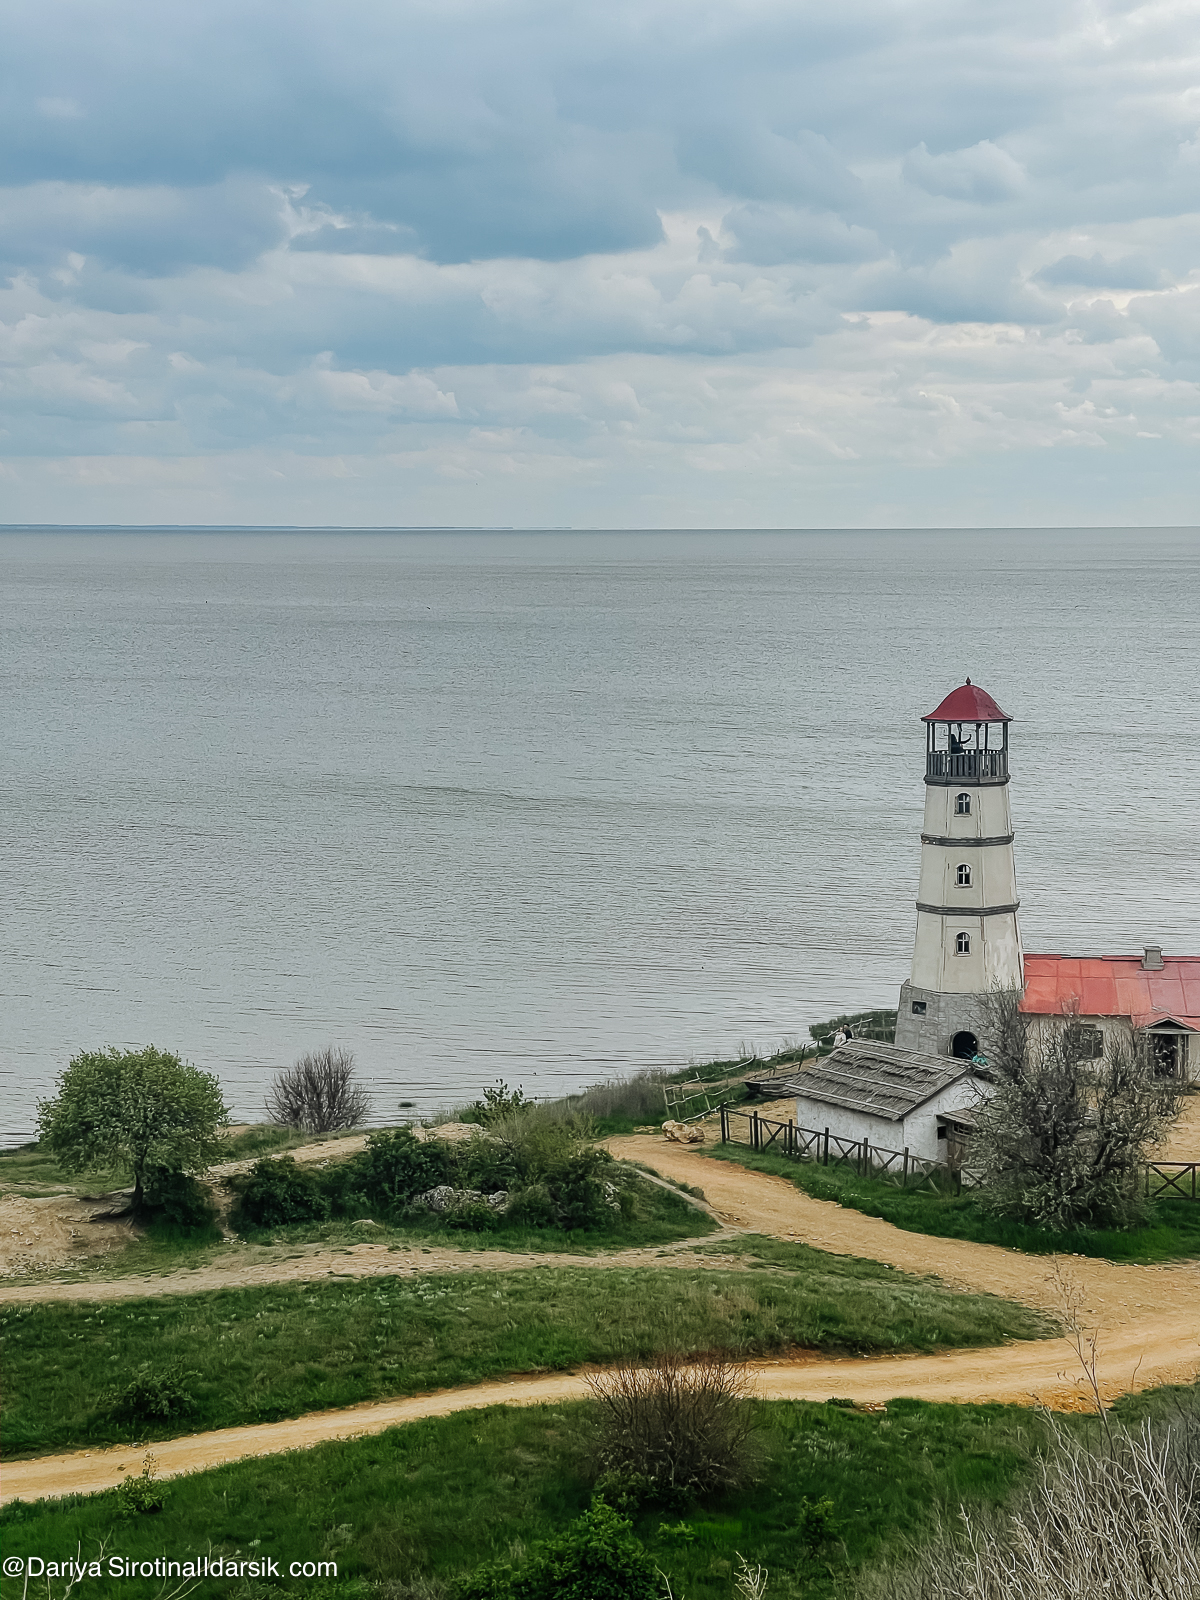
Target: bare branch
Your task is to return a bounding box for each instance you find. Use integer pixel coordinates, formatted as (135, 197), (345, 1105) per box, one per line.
(264, 1046), (371, 1134)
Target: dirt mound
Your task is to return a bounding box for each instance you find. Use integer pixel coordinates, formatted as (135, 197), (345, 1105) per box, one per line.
(0, 1195), (136, 1278)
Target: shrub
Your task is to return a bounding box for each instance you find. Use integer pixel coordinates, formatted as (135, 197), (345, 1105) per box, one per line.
(142, 1167), (219, 1234)
(339, 1128), (458, 1216)
(115, 1454), (165, 1517)
(229, 1155), (331, 1230)
(461, 1081), (529, 1127)
(585, 1351), (758, 1501)
(453, 1500), (660, 1600)
(109, 1362), (197, 1422)
(265, 1046), (371, 1134)
(504, 1182), (558, 1229)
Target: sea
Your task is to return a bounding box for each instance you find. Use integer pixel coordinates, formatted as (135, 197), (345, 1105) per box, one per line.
(3, 526), (1198, 1142)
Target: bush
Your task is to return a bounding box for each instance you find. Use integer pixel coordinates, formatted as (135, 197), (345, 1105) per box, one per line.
(453, 1500), (660, 1600)
(142, 1167), (219, 1234)
(109, 1362), (197, 1422)
(115, 1454), (165, 1517)
(265, 1046), (371, 1134)
(229, 1155), (331, 1230)
(338, 1128), (458, 1217)
(462, 1082), (529, 1127)
(585, 1351), (758, 1501)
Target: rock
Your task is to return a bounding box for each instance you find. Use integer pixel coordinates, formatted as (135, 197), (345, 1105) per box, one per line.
(413, 1186), (510, 1215)
(662, 1120), (706, 1144)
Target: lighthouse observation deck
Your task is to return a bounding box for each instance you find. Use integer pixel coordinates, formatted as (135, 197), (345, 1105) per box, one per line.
(925, 747), (1008, 785)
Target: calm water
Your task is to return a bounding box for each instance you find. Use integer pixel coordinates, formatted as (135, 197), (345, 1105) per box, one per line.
(3, 527), (1198, 1141)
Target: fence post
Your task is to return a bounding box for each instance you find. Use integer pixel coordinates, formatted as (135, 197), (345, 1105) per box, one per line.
(752, 1111), (760, 1152)
(902, 1148), (909, 1186)
(861, 1139), (869, 1176)
(1145, 1165), (1150, 1199)
(823, 1128), (830, 1165)
(720, 1105), (728, 1144)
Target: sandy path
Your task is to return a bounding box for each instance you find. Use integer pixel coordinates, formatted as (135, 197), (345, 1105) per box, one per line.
(610, 1136), (1200, 1333)
(8, 1321), (1200, 1507)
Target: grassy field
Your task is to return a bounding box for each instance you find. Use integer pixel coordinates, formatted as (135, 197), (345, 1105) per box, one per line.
(2, 1246), (1052, 1459)
(0, 1144), (717, 1287)
(0, 1394), (1054, 1600)
(710, 1143), (1200, 1264)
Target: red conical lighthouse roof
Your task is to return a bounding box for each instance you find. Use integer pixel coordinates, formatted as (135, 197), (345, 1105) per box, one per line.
(922, 679), (1012, 723)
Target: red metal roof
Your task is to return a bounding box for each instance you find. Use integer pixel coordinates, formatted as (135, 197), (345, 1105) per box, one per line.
(1020, 954), (1200, 1031)
(922, 680), (1012, 723)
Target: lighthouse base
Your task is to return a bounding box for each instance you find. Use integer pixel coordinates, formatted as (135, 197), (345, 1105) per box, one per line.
(895, 982), (994, 1061)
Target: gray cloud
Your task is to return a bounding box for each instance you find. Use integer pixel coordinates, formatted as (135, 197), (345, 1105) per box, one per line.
(3, 0), (1200, 523)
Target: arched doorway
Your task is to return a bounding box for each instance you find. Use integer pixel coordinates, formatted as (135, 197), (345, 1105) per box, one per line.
(951, 1030), (978, 1060)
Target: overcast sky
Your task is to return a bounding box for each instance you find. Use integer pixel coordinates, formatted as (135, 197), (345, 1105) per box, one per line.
(5, 0), (1200, 527)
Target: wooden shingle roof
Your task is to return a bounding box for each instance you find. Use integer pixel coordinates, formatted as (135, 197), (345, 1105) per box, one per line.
(771, 1040), (975, 1123)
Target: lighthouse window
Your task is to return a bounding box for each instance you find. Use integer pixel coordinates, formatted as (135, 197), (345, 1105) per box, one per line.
(955, 793), (971, 815)
(955, 932), (971, 955)
(956, 864), (972, 887)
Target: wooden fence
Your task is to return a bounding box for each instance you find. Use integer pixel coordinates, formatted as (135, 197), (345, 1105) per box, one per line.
(719, 1105), (973, 1193)
(1146, 1162), (1200, 1200)
(720, 1107), (1200, 1202)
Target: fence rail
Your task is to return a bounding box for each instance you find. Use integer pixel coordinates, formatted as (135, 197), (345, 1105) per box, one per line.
(1147, 1162), (1200, 1200)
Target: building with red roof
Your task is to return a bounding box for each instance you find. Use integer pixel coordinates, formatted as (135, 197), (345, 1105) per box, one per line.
(894, 679), (1197, 1083)
(1020, 951), (1198, 1079)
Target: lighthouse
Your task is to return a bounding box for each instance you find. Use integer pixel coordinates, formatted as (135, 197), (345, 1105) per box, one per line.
(894, 679), (1024, 1059)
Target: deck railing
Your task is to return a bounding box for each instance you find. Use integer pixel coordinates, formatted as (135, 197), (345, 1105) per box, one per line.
(925, 749), (1008, 784)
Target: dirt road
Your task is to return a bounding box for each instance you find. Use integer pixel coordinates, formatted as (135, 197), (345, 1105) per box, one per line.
(5, 1135), (1199, 1507)
(7, 1317), (1199, 1507)
(609, 1136), (1200, 1334)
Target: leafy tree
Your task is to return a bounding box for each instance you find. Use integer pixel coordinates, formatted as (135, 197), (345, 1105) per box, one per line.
(37, 1046), (229, 1214)
(972, 993), (1182, 1231)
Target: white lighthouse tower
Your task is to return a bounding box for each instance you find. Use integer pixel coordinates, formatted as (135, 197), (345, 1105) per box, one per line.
(894, 679), (1024, 1059)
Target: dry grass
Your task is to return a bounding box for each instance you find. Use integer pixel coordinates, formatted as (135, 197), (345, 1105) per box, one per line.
(860, 1415), (1200, 1600)
(585, 1350), (758, 1497)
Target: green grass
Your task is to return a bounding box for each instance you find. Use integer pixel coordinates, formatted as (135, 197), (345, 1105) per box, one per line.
(1, 1250), (1052, 1459)
(710, 1142), (1200, 1263)
(0, 1395), (1059, 1600)
(0, 1152), (715, 1289)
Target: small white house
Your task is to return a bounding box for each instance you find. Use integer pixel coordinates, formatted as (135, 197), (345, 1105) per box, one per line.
(780, 1039), (986, 1165)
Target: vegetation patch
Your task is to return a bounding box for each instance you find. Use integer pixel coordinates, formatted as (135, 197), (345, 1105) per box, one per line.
(709, 1145), (1200, 1263)
(2, 1255), (1049, 1458)
(0, 1396), (1057, 1600)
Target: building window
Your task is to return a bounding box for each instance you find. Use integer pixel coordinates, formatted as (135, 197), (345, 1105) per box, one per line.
(911, 1001), (927, 1016)
(956, 863), (972, 886)
(955, 792), (971, 815)
(955, 932), (971, 955)
(1078, 1027), (1103, 1060)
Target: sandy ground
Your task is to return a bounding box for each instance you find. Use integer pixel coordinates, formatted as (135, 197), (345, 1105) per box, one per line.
(6, 1131), (1200, 1506)
(0, 1195), (139, 1279)
(1160, 1092), (1200, 1160)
